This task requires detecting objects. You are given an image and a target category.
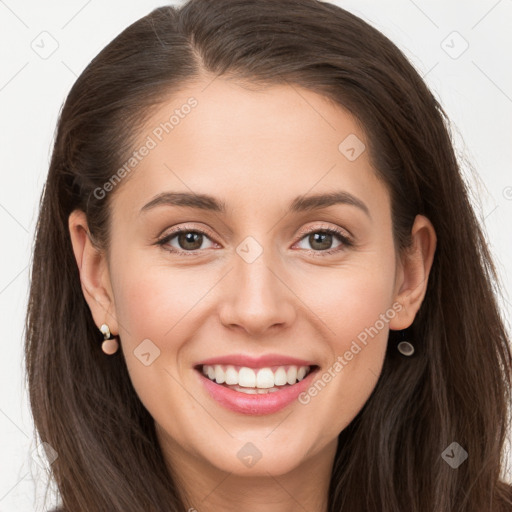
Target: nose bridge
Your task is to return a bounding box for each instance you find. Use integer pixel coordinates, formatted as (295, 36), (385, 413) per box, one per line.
(218, 232), (295, 334)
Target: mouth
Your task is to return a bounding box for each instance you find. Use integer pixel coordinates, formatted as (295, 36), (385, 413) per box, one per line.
(194, 362), (320, 415)
(196, 364), (318, 394)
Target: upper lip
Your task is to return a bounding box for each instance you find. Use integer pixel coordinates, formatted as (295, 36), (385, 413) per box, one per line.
(195, 354), (317, 369)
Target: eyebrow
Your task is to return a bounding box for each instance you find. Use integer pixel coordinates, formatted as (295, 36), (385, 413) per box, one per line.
(140, 190), (371, 218)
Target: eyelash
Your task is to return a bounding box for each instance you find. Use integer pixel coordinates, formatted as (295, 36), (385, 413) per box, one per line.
(155, 224), (353, 257)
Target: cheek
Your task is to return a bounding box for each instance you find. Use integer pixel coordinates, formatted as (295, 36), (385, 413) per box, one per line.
(109, 261), (201, 419)
(332, 273), (394, 348)
(107, 253), (201, 393)
(294, 255), (395, 428)
(302, 255), (396, 347)
(111, 256), (209, 342)
(308, 270), (393, 385)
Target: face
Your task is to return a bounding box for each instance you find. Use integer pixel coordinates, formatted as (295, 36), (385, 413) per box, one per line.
(71, 76), (435, 479)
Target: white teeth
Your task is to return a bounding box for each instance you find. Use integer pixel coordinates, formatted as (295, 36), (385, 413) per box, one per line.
(225, 366), (238, 385)
(238, 367), (256, 387)
(238, 387), (258, 394)
(255, 368), (275, 388)
(214, 365), (225, 384)
(274, 367), (288, 386)
(286, 366), (297, 385)
(231, 385), (281, 394)
(274, 366), (288, 386)
(201, 364), (312, 388)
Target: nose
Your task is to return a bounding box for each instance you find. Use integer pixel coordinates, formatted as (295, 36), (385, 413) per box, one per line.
(218, 245), (296, 337)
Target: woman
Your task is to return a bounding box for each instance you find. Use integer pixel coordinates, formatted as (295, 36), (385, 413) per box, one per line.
(26, 0), (512, 510)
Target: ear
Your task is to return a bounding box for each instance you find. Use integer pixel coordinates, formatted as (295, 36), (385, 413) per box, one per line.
(389, 214), (437, 330)
(68, 209), (119, 335)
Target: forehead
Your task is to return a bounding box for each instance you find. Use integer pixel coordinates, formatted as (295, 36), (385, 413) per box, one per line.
(110, 77), (389, 221)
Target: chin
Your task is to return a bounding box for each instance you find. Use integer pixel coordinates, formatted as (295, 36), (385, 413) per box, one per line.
(192, 429), (322, 477)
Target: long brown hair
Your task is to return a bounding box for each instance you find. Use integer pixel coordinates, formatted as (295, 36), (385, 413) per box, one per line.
(25, 0), (512, 510)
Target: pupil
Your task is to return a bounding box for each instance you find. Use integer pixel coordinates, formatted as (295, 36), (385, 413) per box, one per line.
(310, 232), (332, 250)
(179, 232), (202, 250)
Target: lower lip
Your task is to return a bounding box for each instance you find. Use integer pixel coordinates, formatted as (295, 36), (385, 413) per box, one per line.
(197, 368), (319, 415)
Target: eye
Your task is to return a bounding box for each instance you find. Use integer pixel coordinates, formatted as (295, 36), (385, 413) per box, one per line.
(156, 224), (353, 256)
(156, 227), (217, 255)
(293, 226), (353, 256)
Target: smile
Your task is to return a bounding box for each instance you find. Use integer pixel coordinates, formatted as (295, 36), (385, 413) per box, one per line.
(194, 358), (320, 415)
(200, 364), (313, 394)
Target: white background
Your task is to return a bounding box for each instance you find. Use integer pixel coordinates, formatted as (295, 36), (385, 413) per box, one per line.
(0, 0), (511, 510)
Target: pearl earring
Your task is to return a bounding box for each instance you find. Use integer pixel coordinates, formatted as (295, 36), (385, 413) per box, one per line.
(100, 323), (119, 355)
(397, 329), (415, 356)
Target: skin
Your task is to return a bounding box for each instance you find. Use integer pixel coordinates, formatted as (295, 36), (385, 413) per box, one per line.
(69, 77), (436, 512)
